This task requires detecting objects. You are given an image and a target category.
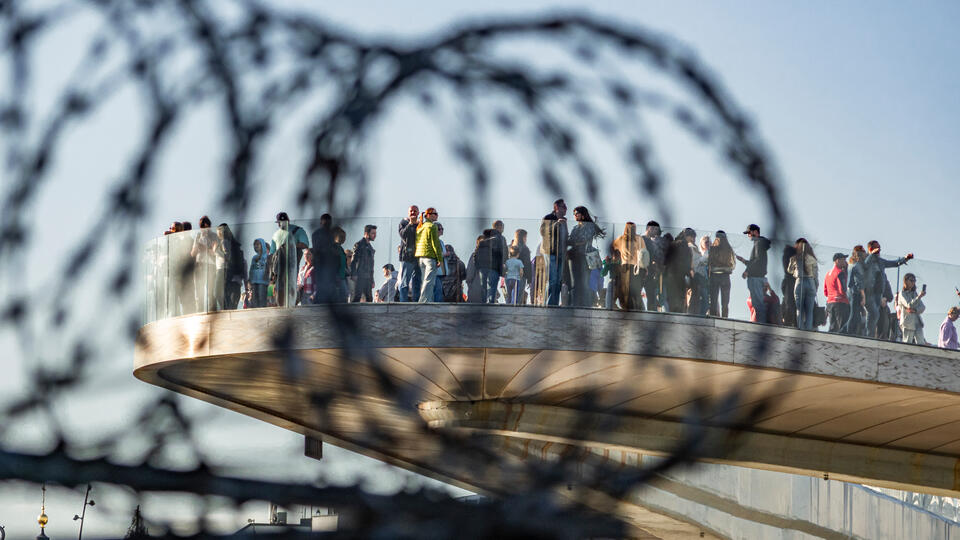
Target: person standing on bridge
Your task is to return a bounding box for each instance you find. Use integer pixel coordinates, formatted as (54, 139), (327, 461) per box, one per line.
(309, 213), (337, 304)
(787, 238), (819, 331)
(824, 253), (850, 333)
(665, 228), (695, 313)
(939, 307), (959, 350)
(511, 229), (533, 304)
(567, 206), (605, 308)
(540, 199), (569, 306)
(707, 231), (736, 318)
(862, 240), (911, 338)
(846, 246), (867, 336)
(397, 205), (421, 302)
(897, 272), (927, 345)
(415, 208), (444, 304)
(350, 224), (377, 302)
(737, 224), (771, 325)
(642, 221), (666, 311)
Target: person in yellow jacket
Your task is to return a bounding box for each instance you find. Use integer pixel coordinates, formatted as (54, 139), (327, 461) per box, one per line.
(416, 207), (444, 303)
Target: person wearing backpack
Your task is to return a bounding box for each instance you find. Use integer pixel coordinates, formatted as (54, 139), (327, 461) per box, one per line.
(397, 205), (421, 302)
(862, 240), (911, 338)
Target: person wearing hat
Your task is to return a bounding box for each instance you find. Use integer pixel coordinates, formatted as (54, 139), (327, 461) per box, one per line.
(824, 252), (850, 333)
(270, 212), (310, 307)
(736, 224), (771, 325)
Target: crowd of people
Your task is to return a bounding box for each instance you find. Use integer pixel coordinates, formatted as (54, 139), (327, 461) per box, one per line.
(159, 200), (960, 351)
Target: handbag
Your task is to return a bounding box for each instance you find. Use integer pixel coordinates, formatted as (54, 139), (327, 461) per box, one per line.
(814, 305), (827, 327)
(585, 247), (602, 270)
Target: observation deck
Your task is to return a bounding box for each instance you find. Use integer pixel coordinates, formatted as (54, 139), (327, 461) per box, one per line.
(137, 219), (960, 537)
(136, 303), (960, 498)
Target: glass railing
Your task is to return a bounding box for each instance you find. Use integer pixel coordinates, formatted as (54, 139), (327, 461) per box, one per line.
(142, 217), (960, 349)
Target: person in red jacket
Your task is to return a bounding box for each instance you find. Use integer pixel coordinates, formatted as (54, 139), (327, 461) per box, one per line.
(824, 252), (850, 333)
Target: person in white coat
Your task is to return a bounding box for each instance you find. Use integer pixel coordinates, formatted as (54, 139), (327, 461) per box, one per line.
(897, 272), (927, 345)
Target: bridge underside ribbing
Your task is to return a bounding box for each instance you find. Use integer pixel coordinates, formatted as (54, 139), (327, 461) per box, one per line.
(135, 305), (960, 533)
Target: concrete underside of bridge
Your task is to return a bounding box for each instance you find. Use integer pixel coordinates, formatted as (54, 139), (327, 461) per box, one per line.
(136, 304), (960, 536)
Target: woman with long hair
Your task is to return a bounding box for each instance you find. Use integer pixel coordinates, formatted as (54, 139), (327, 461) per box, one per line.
(215, 223), (245, 309)
(787, 238), (819, 330)
(612, 222), (644, 310)
(568, 206), (606, 307)
(190, 215), (218, 311)
(466, 234), (485, 303)
(707, 231), (736, 317)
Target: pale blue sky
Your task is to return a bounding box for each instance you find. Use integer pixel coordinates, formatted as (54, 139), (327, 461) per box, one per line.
(2, 1), (958, 536)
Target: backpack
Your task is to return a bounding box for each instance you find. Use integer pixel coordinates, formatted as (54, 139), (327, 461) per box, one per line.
(638, 236), (651, 270)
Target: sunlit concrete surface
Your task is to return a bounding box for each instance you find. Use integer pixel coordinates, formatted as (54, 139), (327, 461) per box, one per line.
(135, 304), (960, 537)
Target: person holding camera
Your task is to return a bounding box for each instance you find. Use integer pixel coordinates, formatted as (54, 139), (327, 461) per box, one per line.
(897, 272), (927, 345)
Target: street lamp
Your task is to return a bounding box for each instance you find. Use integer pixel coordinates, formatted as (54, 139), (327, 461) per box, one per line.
(37, 483), (49, 540)
(73, 484), (95, 540)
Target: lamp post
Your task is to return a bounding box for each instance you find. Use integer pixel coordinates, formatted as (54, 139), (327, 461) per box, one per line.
(37, 483), (49, 540)
(73, 484), (95, 540)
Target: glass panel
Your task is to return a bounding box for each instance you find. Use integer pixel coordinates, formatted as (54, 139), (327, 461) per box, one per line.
(140, 217), (960, 350)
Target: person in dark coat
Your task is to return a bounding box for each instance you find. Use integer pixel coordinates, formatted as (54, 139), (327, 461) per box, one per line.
(349, 225), (377, 302)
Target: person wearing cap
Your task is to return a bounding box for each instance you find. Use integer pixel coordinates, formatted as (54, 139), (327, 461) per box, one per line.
(939, 307), (959, 350)
(736, 224), (771, 325)
(270, 212), (310, 307)
(824, 252), (850, 333)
